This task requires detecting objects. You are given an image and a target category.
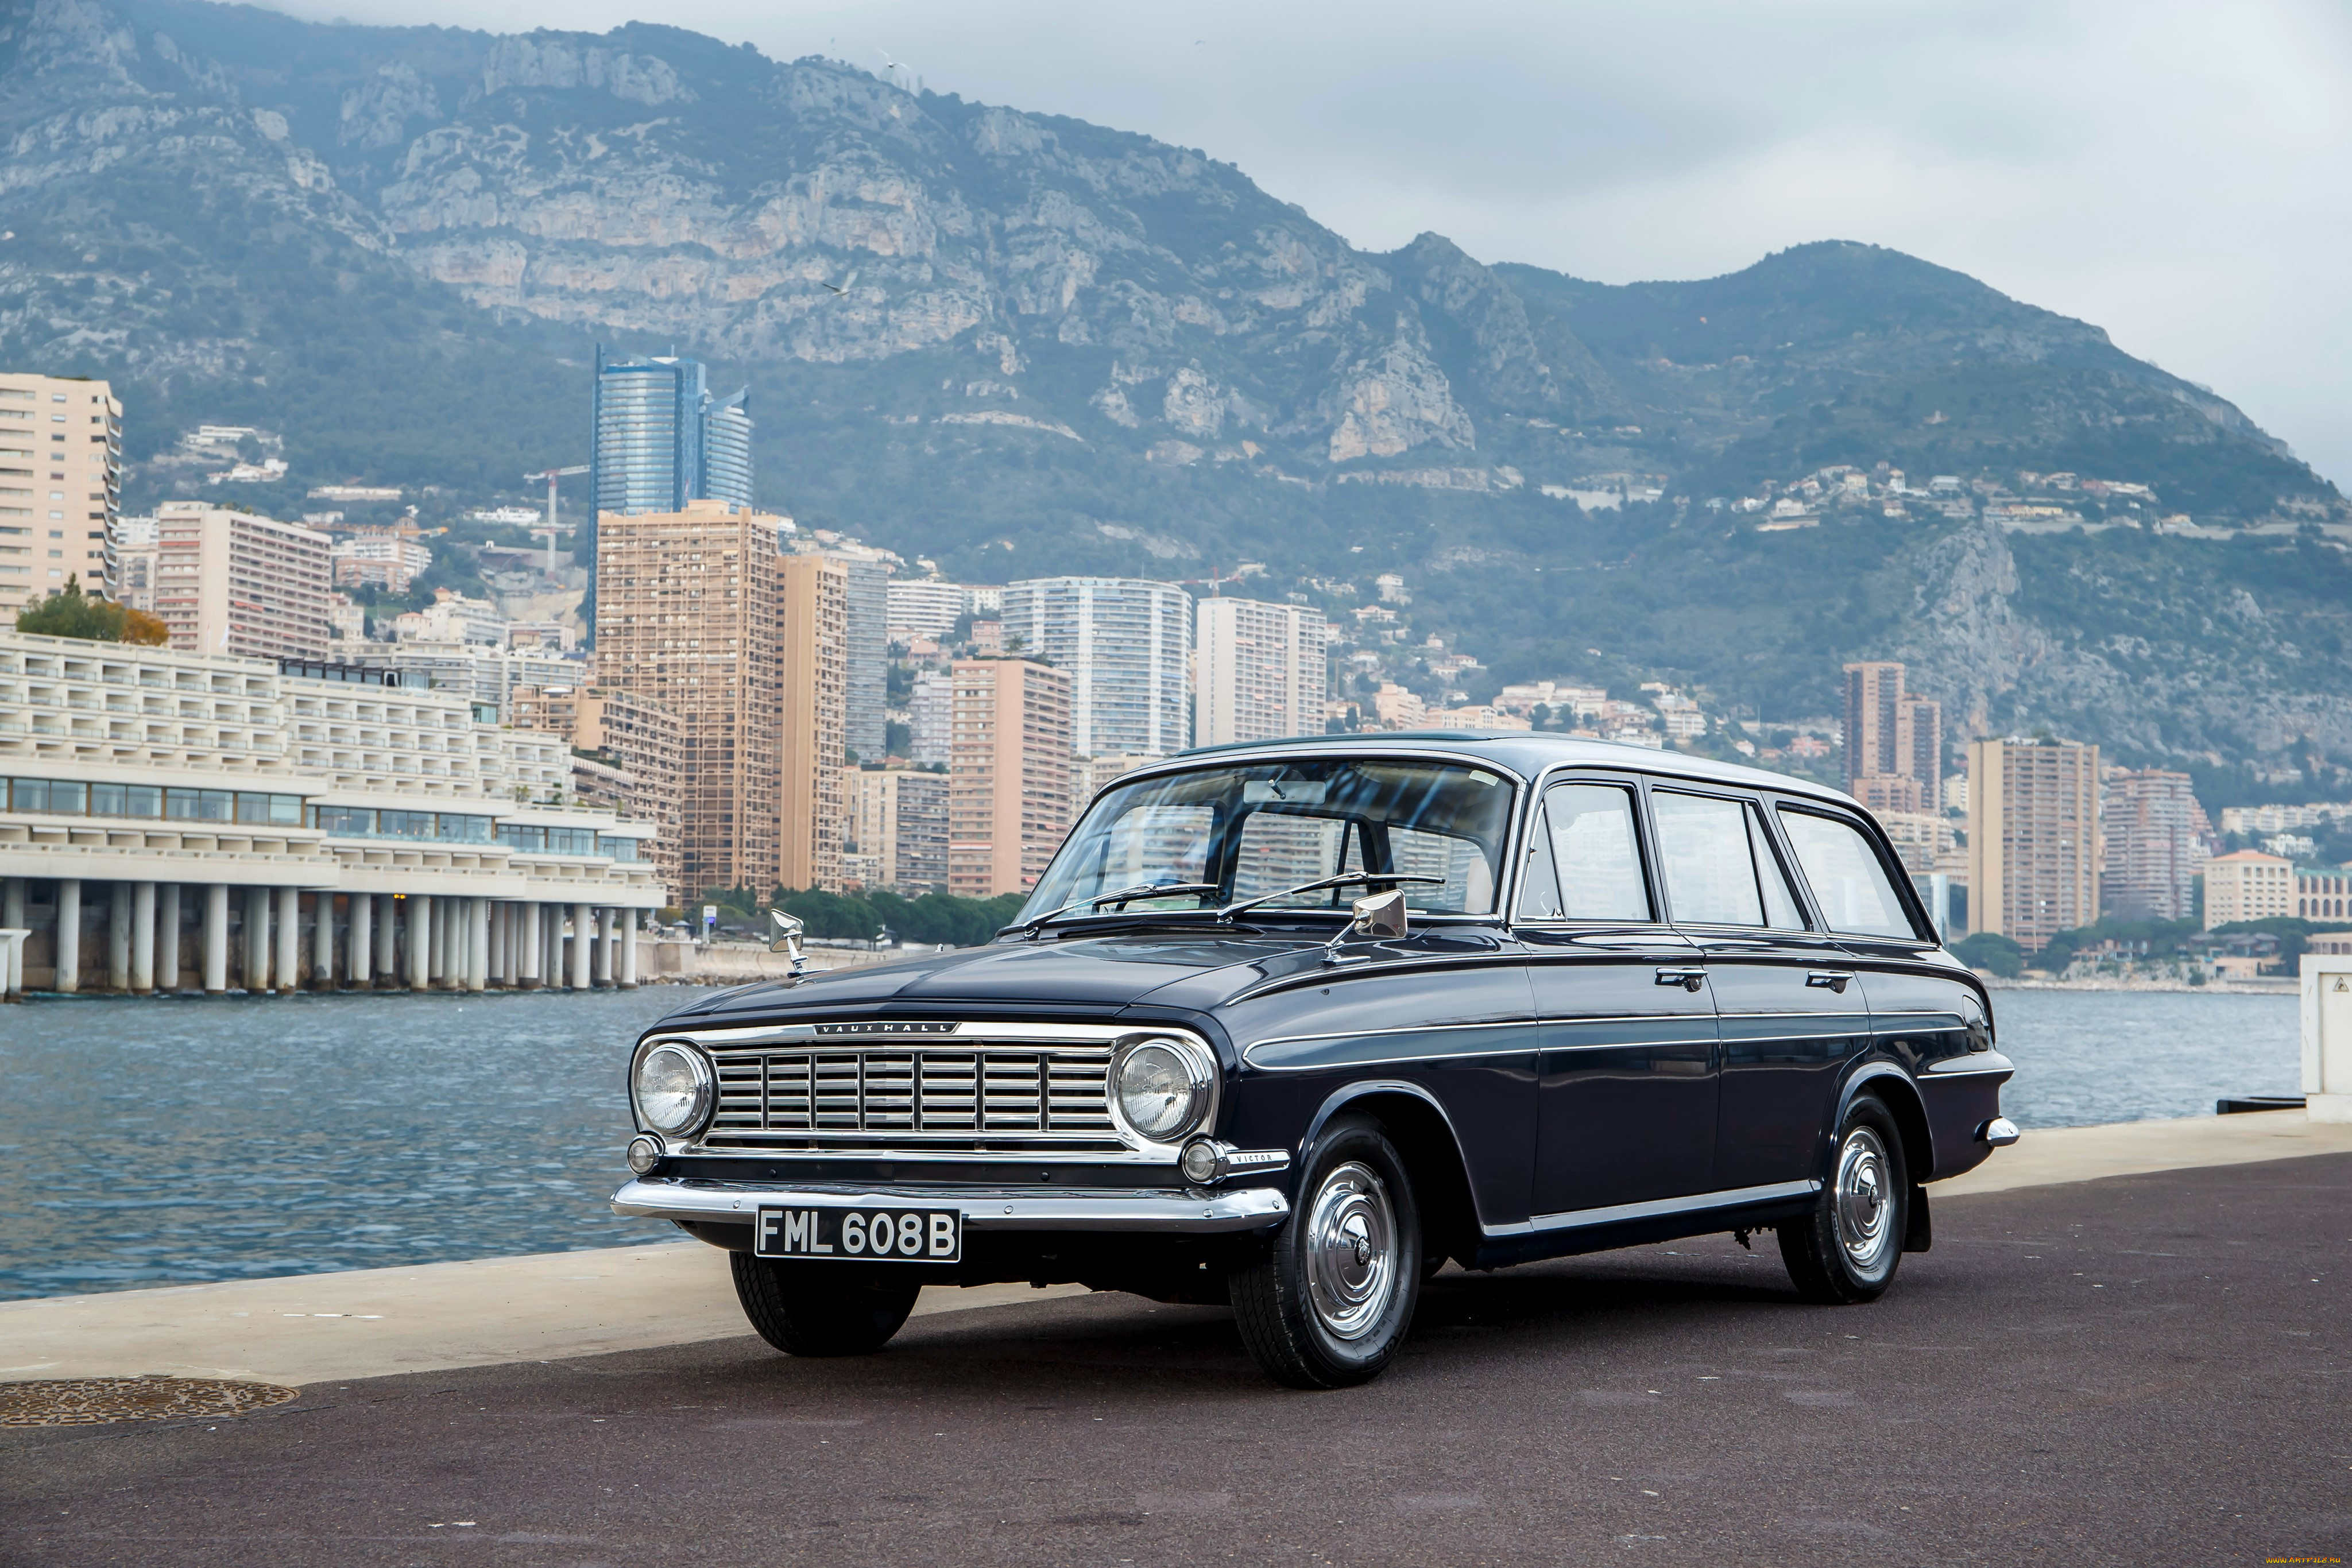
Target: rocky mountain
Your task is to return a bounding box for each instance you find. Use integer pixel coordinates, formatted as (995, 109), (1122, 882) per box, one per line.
(2, 0), (2347, 784)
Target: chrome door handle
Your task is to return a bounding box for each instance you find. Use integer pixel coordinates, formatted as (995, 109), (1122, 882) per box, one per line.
(1806, 971), (1853, 994)
(1655, 967), (1706, 992)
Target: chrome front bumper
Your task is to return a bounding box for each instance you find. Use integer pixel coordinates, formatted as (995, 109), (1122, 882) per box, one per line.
(612, 1177), (1293, 1234)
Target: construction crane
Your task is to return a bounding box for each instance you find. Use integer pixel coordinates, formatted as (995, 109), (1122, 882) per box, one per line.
(523, 464), (588, 572)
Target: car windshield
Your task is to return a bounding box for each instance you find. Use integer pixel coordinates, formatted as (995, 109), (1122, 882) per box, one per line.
(1019, 756), (1517, 924)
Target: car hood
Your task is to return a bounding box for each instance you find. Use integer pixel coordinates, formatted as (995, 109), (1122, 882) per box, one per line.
(657, 931), (1333, 1025)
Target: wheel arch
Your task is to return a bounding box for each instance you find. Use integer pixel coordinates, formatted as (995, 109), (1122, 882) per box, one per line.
(1836, 1062), (1933, 1189)
(1302, 1081), (1481, 1269)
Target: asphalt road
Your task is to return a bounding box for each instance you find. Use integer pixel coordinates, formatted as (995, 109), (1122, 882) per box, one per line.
(6, 1155), (2347, 1567)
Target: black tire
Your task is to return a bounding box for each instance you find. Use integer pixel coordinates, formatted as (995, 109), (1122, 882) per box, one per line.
(729, 1254), (922, 1357)
(1229, 1113), (1422, 1389)
(1779, 1095), (1909, 1304)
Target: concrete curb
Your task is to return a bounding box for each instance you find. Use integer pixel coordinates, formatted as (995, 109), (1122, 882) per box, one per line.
(4, 1110), (2345, 1388)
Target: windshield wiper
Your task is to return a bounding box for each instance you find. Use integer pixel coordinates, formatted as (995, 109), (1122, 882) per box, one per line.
(1217, 873), (1442, 924)
(1011, 881), (1223, 936)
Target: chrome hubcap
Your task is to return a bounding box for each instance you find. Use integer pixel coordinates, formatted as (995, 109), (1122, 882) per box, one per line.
(1835, 1127), (1894, 1272)
(1303, 1161), (1396, 1341)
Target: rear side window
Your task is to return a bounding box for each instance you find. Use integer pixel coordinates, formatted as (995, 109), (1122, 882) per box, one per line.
(1779, 810), (1918, 938)
(1518, 783), (1650, 922)
(1653, 791), (1763, 926)
(1649, 791), (1813, 930)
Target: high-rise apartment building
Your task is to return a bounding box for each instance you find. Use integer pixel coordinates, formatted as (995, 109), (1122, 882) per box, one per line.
(1842, 660), (1941, 815)
(1003, 577), (1190, 758)
(908, 668), (952, 766)
(593, 500), (786, 900)
(2102, 768), (2208, 921)
(2, 371), (121, 624)
(795, 539), (890, 761)
(845, 767), (951, 894)
(1967, 736), (2100, 951)
(948, 658), (1073, 899)
(590, 351), (753, 518)
(146, 502), (332, 660)
(1197, 597), (1329, 746)
(779, 552), (848, 893)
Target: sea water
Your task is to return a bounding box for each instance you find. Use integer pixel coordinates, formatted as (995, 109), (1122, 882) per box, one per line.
(0, 986), (2301, 1299)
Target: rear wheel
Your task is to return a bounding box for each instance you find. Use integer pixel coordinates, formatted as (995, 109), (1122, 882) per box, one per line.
(730, 1255), (922, 1357)
(1229, 1114), (1422, 1388)
(1779, 1095), (1908, 1304)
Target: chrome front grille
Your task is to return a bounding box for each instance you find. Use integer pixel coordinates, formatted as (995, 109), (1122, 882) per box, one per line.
(703, 1043), (1119, 1149)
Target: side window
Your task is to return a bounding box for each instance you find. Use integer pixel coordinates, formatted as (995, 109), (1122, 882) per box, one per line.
(1652, 791), (1763, 926)
(1778, 810), (1918, 938)
(1517, 783), (1650, 922)
(1748, 805), (1808, 930)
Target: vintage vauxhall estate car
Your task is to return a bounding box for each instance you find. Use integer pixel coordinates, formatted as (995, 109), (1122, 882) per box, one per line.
(613, 734), (2019, 1388)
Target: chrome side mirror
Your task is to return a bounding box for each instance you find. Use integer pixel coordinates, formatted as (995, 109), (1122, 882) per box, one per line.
(1350, 887), (1409, 941)
(1325, 886), (1407, 965)
(768, 909), (809, 979)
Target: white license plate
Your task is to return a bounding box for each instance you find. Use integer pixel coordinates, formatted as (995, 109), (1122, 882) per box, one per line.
(755, 1205), (962, 1263)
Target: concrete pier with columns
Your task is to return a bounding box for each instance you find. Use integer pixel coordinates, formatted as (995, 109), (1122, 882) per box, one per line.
(0, 874), (654, 998)
(2, 629), (667, 997)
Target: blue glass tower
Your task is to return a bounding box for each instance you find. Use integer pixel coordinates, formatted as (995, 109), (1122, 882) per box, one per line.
(590, 350), (754, 516)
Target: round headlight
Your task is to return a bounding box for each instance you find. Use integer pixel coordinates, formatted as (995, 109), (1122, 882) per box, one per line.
(1115, 1039), (1208, 1144)
(633, 1042), (714, 1137)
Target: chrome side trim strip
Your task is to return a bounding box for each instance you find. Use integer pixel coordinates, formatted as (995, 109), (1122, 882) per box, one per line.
(611, 1178), (1291, 1234)
(1487, 1179), (1822, 1239)
(1245, 1023), (1544, 1072)
(678, 1145), (1171, 1165)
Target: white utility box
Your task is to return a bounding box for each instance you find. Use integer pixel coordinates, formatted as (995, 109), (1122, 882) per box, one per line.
(2300, 957), (2352, 1122)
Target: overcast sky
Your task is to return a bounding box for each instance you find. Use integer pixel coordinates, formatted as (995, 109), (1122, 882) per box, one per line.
(273, 0), (2352, 488)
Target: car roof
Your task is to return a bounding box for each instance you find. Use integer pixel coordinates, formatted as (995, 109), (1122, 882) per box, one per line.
(1154, 731), (1862, 810)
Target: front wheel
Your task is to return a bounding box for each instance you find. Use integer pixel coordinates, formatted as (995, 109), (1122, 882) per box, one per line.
(1778, 1095), (1908, 1304)
(730, 1254), (922, 1357)
(1229, 1114), (1422, 1388)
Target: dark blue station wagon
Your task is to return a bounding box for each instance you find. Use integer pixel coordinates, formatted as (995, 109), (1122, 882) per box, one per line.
(614, 735), (2018, 1388)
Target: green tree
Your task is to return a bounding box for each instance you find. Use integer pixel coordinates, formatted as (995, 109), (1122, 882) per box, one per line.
(771, 885), (1027, 947)
(14, 576), (168, 644)
(1952, 932), (2024, 978)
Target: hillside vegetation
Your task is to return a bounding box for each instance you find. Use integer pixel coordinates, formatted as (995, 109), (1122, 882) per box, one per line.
(0, 0), (2345, 775)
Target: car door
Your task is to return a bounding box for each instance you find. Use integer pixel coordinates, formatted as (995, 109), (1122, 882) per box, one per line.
(1774, 804), (1971, 1149)
(1521, 775), (1722, 1217)
(1649, 786), (1871, 1194)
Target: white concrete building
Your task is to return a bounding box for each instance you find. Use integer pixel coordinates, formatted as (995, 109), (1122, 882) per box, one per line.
(0, 629), (662, 997)
(1003, 576), (1191, 758)
(331, 533), (433, 593)
(105, 515), (158, 611)
(885, 579), (970, 641)
(907, 668), (952, 768)
(1196, 597), (1328, 746)
(343, 640), (586, 720)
